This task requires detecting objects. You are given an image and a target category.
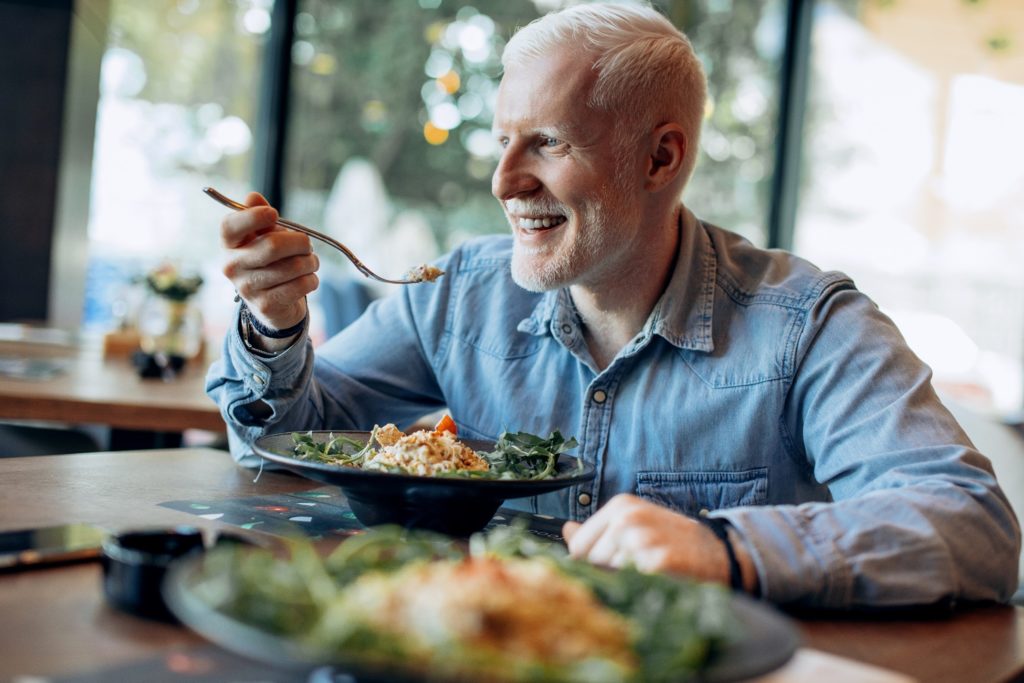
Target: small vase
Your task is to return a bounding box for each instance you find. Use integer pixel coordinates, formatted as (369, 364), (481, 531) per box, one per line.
(137, 295), (203, 363)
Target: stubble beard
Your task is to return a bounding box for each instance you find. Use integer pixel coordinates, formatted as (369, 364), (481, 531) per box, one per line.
(509, 175), (642, 294)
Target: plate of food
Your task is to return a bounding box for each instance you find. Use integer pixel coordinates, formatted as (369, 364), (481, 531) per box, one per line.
(163, 525), (799, 683)
(253, 417), (595, 535)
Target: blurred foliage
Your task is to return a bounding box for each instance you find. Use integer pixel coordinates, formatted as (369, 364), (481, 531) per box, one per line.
(110, 0), (779, 247)
(286, 0), (777, 245)
(284, 0), (541, 246)
(105, 0), (268, 181)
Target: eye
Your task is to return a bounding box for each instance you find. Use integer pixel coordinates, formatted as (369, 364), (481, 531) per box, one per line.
(542, 136), (561, 148)
(497, 136), (510, 149)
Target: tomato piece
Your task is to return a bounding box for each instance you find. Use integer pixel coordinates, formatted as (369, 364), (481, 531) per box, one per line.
(434, 414), (457, 435)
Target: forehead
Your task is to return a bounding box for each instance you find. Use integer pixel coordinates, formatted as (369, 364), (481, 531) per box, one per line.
(493, 48), (607, 137)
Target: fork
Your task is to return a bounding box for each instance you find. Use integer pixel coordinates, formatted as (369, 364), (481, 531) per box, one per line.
(202, 187), (442, 285)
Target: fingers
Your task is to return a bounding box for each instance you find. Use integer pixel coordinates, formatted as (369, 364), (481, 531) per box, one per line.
(563, 494), (727, 582)
(217, 192), (320, 329)
(563, 494), (635, 561)
(227, 251), (320, 329)
(221, 205), (279, 249)
(220, 192), (278, 249)
(243, 191), (269, 208)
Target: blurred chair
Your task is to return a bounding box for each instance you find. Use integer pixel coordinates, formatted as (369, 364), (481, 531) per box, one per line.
(0, 423), (102, 457)
(317, 275), (376, 338)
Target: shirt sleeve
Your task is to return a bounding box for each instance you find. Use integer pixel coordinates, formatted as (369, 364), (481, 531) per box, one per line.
(206, 262), (454, 466)
(715, 284), (1021, 607)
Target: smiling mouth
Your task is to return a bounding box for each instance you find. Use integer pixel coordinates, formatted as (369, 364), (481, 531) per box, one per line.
(513, 215), (568, 232)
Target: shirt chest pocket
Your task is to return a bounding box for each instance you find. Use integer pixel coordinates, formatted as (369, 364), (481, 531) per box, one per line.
(635, 468), (768, 517)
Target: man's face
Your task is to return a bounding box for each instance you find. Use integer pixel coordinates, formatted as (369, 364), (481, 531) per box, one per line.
(491, 49), (646, 293)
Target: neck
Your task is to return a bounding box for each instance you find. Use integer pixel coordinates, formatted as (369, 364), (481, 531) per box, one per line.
(571, 206), (681, 370)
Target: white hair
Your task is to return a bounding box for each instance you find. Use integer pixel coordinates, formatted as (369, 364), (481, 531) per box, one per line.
(503, 2), (707, 188)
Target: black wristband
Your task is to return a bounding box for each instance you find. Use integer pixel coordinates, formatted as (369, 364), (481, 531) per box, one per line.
(240, 301), (307, 339)
(698, 516), (744, 591)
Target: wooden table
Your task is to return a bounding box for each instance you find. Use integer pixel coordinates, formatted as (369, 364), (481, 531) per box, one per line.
(0, 449), (1022, 682)
(0, 335), (223, 444)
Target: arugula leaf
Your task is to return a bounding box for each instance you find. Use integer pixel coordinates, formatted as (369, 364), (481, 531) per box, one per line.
(189, 525), (732, 682)
(289, 428), (581, 481)
(481, 430), (580, 480)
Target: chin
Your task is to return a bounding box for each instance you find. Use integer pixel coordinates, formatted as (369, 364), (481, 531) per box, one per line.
(510, 251), (573, 293)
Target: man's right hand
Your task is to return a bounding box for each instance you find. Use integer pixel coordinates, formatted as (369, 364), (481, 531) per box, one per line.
(220, 192), (320, 342)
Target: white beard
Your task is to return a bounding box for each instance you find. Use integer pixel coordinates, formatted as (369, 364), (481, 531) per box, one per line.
(509, 178), (642, 293)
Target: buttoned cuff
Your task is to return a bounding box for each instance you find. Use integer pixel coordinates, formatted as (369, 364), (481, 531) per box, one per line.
(713, 506), (852, 606)
(229, 306), (307, 383)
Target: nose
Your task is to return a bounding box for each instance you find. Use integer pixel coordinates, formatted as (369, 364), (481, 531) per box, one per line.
(491, 143), (539, 200)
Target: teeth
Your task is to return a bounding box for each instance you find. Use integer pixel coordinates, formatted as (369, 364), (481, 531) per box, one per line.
(517, 216), (565, 230)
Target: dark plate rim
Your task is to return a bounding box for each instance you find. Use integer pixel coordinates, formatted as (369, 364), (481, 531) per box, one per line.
(163, 552), (800, 683)
(253, 430), (596, 489)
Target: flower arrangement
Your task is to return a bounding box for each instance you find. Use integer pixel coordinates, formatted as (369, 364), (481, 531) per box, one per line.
(144, 263), (203, 302)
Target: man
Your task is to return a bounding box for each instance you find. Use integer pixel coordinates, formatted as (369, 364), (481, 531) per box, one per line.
(208, 2), (1020, 607)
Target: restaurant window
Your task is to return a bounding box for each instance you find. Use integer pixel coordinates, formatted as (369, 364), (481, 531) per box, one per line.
(78, 0), (272, 343)
(279, 0), (783, 338)
(64, 0), (782, 345)
(791, 0), (1024, 416)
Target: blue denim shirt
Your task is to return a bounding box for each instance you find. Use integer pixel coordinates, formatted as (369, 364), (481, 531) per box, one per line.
(207, 208), (1020, 607)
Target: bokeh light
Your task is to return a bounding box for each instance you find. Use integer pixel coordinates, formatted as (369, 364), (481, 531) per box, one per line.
(424, 121), (449, 145)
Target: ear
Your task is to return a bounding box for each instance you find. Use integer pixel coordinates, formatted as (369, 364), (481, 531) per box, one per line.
(644, 123), (687, 192)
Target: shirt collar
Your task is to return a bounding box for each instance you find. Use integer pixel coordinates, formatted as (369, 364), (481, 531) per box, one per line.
(517, 206), (716, 353)
(650, 207), (716, 352)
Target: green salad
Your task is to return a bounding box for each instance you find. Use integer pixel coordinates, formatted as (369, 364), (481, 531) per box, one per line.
(290, 422), (580, 481)
(184, 525), (734, 683)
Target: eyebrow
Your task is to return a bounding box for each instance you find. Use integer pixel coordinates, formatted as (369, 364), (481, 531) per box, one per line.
(492, 122), (585, 141)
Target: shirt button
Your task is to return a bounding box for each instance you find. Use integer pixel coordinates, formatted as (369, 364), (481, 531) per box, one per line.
(698, 507), (710, 517)
(592, 389), (607, 404)
(578, 492), (592, 506)
(252, 374), (266, 386)
(561, 323), (572, 334)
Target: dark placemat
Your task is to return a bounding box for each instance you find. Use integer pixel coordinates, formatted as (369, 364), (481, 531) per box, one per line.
(160, 486), (566, 542)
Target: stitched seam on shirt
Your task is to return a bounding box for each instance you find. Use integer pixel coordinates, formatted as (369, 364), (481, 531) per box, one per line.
(803, 512), (852, 605)
(448, 332), (543, 360)
(777, 274), (857, 470)
(717, 268), (854, 311)
(676, 351), (789, 388)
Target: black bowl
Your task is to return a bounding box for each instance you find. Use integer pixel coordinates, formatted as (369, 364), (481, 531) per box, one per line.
(253, 431), (595, 536)
(101, 526), (205, 621)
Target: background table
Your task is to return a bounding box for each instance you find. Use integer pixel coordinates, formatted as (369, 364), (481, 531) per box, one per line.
(0, 334), (223, 449)
(0, 449), (1022, 682)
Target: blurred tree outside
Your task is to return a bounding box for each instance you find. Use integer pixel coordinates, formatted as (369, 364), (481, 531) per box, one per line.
(81, 0), (779, 336)
(283, 0), (779, 256)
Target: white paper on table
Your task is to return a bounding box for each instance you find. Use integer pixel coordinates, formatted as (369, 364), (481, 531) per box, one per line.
(748, 647), (918, 683)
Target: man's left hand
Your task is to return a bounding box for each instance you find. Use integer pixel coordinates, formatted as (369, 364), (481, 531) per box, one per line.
(562, 493), (759, 592)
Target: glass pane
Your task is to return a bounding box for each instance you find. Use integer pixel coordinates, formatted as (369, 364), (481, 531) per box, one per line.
(793, 0), (1024, 415)
(682, 0), (785, 245)
(283, 0), (781, 339)
(82, 0), (271, 343)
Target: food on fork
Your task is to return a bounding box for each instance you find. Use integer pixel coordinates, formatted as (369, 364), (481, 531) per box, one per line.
(404, 264), (445, 283)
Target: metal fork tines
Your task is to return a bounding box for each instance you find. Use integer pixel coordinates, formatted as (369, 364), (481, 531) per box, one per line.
(202, 187), (442, 285)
